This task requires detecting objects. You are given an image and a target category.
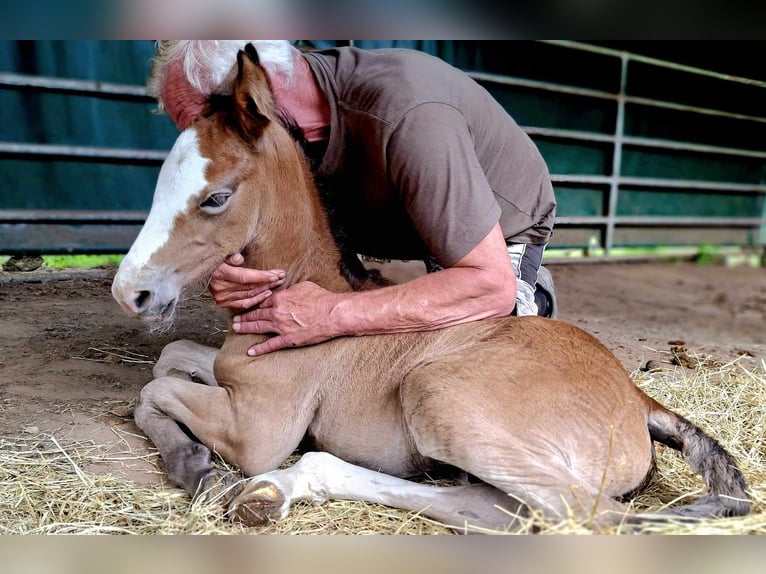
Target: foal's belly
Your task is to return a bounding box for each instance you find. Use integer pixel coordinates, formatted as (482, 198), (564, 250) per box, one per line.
(305, 386), (431, 478)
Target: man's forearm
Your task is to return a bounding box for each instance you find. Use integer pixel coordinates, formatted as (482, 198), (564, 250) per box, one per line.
(329, 265), (517, 337)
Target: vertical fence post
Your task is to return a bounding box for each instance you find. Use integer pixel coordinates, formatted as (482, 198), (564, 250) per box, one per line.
(605, 53), (628, 255)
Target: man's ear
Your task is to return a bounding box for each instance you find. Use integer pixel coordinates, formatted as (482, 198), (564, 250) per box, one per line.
(232, 43), (276, 138)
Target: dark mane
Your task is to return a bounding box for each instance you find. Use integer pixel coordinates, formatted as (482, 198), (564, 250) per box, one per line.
(204, 93), (235, 119)
(204, 94), (305, 147)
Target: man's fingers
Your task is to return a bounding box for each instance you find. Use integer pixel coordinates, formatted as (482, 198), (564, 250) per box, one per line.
(234, 307), (272, 324)
(247, 336), (293, 356)
(226, 290), (273, 310)
(225, 253), (245, 266)
(212, 264), (285, 285)
(211, 276), (282, 294)
(231, 308), (277, 334)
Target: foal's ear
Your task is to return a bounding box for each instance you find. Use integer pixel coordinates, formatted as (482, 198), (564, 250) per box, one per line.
(233, 43), (276, 137)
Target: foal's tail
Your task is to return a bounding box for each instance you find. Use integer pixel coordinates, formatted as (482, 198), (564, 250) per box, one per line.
(646, 402), (750, 518)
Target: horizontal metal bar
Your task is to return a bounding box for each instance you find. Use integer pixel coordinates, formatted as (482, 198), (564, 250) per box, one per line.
(550, 174), (612, 185)
(622, 135), (766, 159)
(616, 216), (766, 226)
(554, 216), (608, 225)
(470, 71), (766, 126)
(468, 70), (617, 101)
(522, 126), (615, 144)
(541, 41), (766, 90)
(524, 126), (766, 159)
(0, 72), (152, 101)
(0, 268), (114, 284)
(0, 142), (167, 163)
(0, 210), (148, 224)
(544, 252), (700, 266)
(625, 95), (766, 126)
(550, 174), (766, 193)
(619, 176), (766, 193)
(554, 216), (766, 227)
(0, 222), (140, 255)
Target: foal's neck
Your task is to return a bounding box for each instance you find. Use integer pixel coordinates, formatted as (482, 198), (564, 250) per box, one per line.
(241, 151), (354, 294)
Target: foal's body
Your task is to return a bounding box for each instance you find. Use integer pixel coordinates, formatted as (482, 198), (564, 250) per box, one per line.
(114, 46), (749, 531)
(146, 314), (654, 528)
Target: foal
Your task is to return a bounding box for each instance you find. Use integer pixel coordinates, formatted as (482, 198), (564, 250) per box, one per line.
(112, 45), (749, 531)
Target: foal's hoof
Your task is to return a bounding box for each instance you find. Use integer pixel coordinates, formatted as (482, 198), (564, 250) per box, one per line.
(194, 470), (243, 506)
(228, 480), (287, 526)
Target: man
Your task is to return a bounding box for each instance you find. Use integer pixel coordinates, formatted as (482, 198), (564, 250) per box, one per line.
(148, 40), (557, 356)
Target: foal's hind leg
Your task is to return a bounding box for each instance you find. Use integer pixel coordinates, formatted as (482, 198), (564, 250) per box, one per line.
(399, 366), (635, 530)
(229, 452), (525, 532)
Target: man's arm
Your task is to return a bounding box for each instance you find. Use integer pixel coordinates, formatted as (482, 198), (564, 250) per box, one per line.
(232, 223), (516, 355)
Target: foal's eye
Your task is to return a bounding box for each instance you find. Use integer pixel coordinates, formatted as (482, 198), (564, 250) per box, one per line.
(199, 191), (232, 212)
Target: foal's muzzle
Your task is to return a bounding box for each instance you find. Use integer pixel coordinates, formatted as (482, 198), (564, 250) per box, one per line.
(112, 267), (179, 322)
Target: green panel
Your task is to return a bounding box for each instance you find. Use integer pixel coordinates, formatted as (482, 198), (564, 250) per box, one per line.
(627, 60), (764, 121)
(0, 91), (173, 150)
(0, 40), (178, 219)
(431, 41), (622, 94)
(624, 103), (766, 152)
(617, 188), (763, 217)
(0, 159), (160, 210)
(485, 84), (616, 134)
(621, 148), (764, 184)
(535, 139), (611, 176)
(553, 185), (606, 217)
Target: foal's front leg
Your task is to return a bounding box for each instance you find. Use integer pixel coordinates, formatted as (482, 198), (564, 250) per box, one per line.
(133, 340), (236, 499)
(134, 375), (240, 500)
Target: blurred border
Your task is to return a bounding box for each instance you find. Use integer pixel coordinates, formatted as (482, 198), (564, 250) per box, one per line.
(1, 0), (765, 39)
(2, 537), (765, 573)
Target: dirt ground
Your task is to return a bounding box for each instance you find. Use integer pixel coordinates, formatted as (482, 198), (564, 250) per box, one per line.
(0, 261), (764, 487)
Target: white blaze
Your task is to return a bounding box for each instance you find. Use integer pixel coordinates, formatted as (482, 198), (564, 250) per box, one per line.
(125, 128), (210, 269)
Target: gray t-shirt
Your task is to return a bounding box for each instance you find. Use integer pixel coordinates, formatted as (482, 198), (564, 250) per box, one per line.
(304, 47), (556, 268)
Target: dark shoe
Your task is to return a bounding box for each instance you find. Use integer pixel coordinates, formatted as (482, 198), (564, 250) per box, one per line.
(535, 266), (557, 319)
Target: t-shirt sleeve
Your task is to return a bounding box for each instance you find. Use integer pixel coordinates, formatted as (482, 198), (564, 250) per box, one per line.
(387, 102), (502, 268)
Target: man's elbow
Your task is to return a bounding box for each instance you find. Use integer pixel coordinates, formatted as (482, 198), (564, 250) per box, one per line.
(483, 269), (517, 318)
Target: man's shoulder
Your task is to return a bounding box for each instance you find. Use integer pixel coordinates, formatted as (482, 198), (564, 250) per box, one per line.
(312, 47), (481, 125)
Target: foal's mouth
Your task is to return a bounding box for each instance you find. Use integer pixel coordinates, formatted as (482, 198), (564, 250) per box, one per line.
(142, 297), (178, 331)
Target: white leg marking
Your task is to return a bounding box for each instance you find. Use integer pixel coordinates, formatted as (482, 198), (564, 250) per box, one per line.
(230, 452), (521, 531)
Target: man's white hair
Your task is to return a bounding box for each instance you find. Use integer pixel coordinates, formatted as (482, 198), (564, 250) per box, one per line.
(148, 40), (295, 108)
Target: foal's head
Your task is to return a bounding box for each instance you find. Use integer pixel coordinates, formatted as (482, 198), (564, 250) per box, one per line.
(113, 44), (314, 324)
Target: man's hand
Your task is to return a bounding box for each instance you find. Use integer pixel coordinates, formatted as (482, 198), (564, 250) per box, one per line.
(231, 281), (345, 356)
(209, 254), (285, 310)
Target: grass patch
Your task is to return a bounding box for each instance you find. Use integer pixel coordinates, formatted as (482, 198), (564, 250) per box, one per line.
(0, 254), (123, 270)
(43, 254), (123, 269)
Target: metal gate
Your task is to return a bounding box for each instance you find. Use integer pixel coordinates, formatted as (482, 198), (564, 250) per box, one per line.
(1, 40), (764, 255)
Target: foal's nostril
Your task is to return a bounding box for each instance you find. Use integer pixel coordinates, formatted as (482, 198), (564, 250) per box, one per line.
(133, 290), (151, 312)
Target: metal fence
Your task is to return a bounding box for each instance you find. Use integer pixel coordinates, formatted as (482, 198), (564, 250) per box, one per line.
(1, 41), (765, 255)
(467, 40), (766, 254)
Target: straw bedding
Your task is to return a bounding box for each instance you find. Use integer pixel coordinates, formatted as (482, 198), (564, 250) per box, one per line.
(1, 354), (764, 535)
